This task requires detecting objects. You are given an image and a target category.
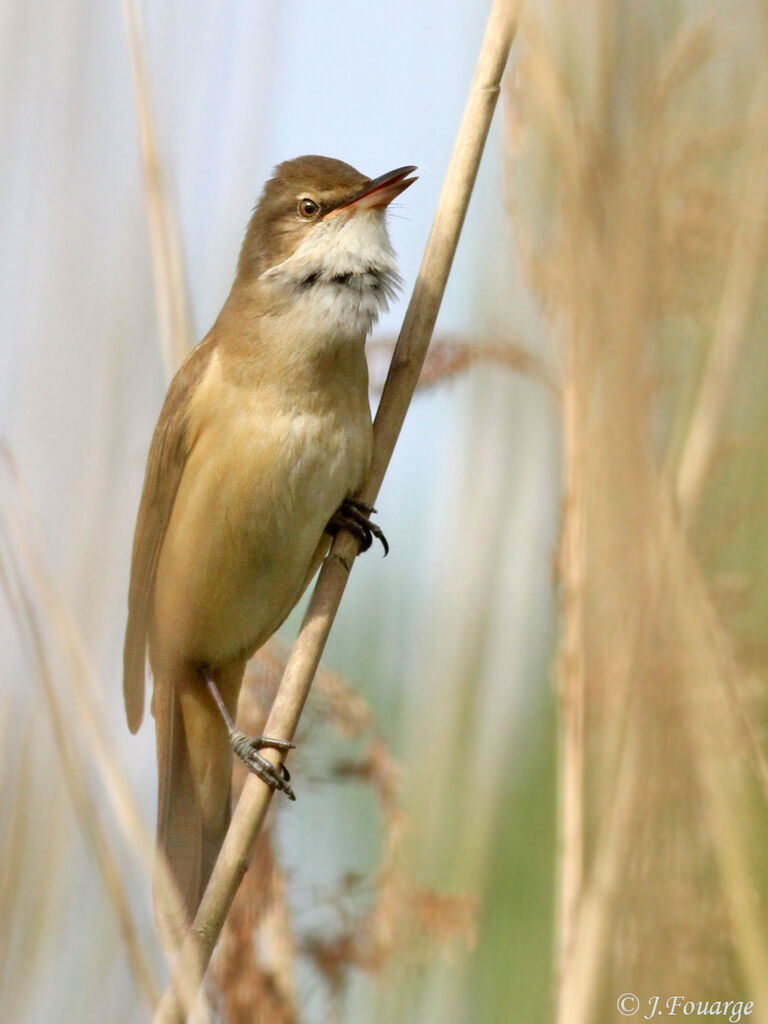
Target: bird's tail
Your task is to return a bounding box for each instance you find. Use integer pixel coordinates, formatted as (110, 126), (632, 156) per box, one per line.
(152, 663), (239, 950)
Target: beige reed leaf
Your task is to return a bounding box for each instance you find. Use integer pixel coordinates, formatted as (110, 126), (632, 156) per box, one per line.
(122, 0), (193, 377)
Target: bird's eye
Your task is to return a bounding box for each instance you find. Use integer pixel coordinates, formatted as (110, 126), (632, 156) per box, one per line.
(298, 198), (319, 219)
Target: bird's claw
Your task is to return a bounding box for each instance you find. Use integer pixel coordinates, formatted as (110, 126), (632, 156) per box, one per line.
(230, 729), (296, 800)
(326, 497), (389, 556)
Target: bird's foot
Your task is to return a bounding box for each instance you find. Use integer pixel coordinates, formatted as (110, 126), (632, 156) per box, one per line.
(326, 498), (389, 556)
(229, 730), (296, 801)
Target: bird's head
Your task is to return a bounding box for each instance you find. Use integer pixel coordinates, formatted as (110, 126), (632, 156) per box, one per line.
(236, 156), (417, 336)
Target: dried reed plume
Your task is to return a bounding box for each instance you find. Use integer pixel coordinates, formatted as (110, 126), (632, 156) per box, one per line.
(505, 4), (768, 1021)
(208, 646), (475, 1023)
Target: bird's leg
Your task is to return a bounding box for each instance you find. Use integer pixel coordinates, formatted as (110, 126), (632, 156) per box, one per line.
(326, 497), (389, 556)
(203, 670), (296, 801)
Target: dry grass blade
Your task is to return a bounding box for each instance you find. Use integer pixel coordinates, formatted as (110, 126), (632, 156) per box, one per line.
(670, 517), (768, 1013)
(0, 449), (156, 868)
(675, 56), (768, 519)
(122, 0), (193, 376)
(153, 2), (524, 1019)
(556, 724), (639, 1024)
(0, 445), (210, 1022)
(555, 338), (587, 978)
(651, 22), (716, 117)
(0, 711), (33, 997)
(0, 517), (160, 1012)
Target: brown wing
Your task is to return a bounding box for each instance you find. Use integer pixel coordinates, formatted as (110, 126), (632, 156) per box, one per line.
(123, 337), (216, 732)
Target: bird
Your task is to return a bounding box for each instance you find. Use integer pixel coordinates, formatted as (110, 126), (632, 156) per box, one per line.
(123, 155), (416, 945)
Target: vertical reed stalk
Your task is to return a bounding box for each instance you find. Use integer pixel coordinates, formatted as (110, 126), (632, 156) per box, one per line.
(122, 0), (193, 376)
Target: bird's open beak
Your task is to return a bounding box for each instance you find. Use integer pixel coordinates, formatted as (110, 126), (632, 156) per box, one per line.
(325, 165), (418, 217)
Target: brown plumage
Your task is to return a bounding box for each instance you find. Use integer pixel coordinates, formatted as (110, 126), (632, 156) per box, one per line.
(123, 155), (415, 945)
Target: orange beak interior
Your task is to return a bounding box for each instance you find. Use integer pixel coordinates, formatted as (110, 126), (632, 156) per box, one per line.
(325, 165), (418, 217)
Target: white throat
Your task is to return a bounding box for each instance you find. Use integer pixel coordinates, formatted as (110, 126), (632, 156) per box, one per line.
(262, 210), (401, 339)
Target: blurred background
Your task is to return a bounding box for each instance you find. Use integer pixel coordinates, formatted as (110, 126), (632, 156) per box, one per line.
(2, 1), (768, 1022)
